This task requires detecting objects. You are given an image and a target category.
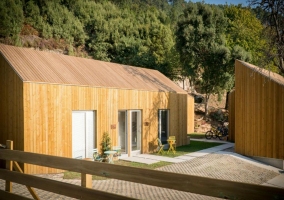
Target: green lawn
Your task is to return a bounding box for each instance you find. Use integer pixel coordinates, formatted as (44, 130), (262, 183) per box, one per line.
(156, 140), (223, 158)
(63, 161), (172, 180)
(63, 171), (108, 180)
(114, 160), (171, 169)
(188, 132), (205, 139)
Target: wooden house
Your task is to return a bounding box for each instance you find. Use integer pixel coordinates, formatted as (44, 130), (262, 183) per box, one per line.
(229, 60), (284, 168)
(0, 44), (194, 174)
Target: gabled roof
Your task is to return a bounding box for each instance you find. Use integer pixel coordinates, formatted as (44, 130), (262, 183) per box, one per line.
(0, 44), (186, 93)
(238, 60), (284, 86)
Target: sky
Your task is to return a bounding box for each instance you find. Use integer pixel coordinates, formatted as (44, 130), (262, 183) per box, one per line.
(192, 0), (249, 6)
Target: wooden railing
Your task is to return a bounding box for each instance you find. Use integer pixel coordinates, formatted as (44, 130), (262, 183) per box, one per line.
(0, 140), (283, 200)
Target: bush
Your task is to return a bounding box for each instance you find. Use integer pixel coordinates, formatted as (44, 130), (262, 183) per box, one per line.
(100, 132), (111, 155)
(0, 0), (24, 43)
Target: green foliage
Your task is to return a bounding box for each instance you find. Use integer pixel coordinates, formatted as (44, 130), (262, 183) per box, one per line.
(176, 3), (231, 114)
(2, 0), (281, 84)
(0, 0), (179, 77)
(249, 0), (284, 74)
(42, 1), (86, 44)
(0, 0), (24, 44)
(23, 0), (86, 45)
(100, 132), (111, 154)
(224, 5), (266, 66)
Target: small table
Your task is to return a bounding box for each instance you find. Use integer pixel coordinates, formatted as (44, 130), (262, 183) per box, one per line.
(104, 150), (117, 164)
(167, 139), (176, 154)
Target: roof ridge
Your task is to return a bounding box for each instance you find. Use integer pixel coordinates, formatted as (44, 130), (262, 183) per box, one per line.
(0, 44), (186, 94)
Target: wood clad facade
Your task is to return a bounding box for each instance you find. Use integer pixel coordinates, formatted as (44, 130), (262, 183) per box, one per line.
(231, 60), (284, 160)
(228, 90), (235, 142)
(0, 55), (24, 151)
(0, 45), (194, 174)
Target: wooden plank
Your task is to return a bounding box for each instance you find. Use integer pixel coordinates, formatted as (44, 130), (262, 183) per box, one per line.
(0, 169), (134, 200)
(234, 61), (243, 154)
(279, 85), (284, 159)
(81, 172), (92, 188)
(0, 190), (32, 200)
(255, 71), (261, 156)
(271, 81), (277, 158)
(81, 158), (92, 188)
(228, 90), (235, 141)
(1, 149), (284, 199)
(244, 66), (250, 155)
(5, 140), (13, 192)
(13, 161), (40, 200)
(266, 78), (272, 158)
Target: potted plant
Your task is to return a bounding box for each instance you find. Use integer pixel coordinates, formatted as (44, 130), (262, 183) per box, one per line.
(100, 132), (111, 162)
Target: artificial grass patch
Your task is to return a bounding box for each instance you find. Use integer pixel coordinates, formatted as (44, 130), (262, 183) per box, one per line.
(157, 140), (223, 158)
(188, 132), (205, 139)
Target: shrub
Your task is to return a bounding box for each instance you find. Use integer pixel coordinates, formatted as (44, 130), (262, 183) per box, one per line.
(100, 132), (111, 155)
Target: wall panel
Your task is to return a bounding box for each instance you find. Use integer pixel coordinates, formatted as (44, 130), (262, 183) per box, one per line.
(234, 60), (284, 160)
(23, 82), (192, 174)
(0, 56), (24, 151)
(228, 90), (235, 142)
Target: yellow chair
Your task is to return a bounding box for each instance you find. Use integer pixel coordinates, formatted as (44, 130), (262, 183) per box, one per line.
(156, 138), (164, 154)
(168, 136), (176, 151)
(167, 136), (176, 154)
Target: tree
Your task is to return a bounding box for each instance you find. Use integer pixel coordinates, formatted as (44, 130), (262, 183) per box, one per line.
(249, 0), (284, 74)
(69, 0), (175, 74)
(224, 5), (266, 66)
(223, 5), (267, 109)
(176, 3), (230, 116)
(0, 0), (24, 45)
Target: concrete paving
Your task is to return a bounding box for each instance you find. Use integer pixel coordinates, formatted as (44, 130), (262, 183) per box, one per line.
(119, 141), (284, 189)
(120, 141), (235, 164)
(263, 174), (284, 188)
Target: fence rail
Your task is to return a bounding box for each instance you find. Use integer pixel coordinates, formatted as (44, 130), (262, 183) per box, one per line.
(0, 140), (284, 199)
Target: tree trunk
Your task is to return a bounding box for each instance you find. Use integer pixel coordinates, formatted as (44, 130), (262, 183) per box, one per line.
(225, 91), (230, 110)
(278, 56), (284, 74)
(204, 94), (210, 117)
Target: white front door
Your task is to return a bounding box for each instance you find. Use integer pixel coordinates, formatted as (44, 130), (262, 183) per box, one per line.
(72, 111), (94, 159)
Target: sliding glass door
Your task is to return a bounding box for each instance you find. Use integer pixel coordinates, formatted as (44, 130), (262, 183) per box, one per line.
(131, 110), (141, 152)
(118, 111), (127, 154)
(158, 110), (169, 144)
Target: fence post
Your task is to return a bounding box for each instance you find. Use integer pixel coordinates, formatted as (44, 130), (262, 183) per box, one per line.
(81, 158), (92, 188)
(5, 140), (13, 192)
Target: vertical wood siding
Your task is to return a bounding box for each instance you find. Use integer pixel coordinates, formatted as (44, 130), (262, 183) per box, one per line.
(22, 83), (193, 173)
(228, 90), (235, 142)
(187, 95), (195, 134)
(0, 56), (24, 151)
(234, 61), (284, 159)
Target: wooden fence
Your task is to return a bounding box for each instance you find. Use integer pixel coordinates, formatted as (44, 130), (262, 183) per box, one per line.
(0, 140), (283, 200)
